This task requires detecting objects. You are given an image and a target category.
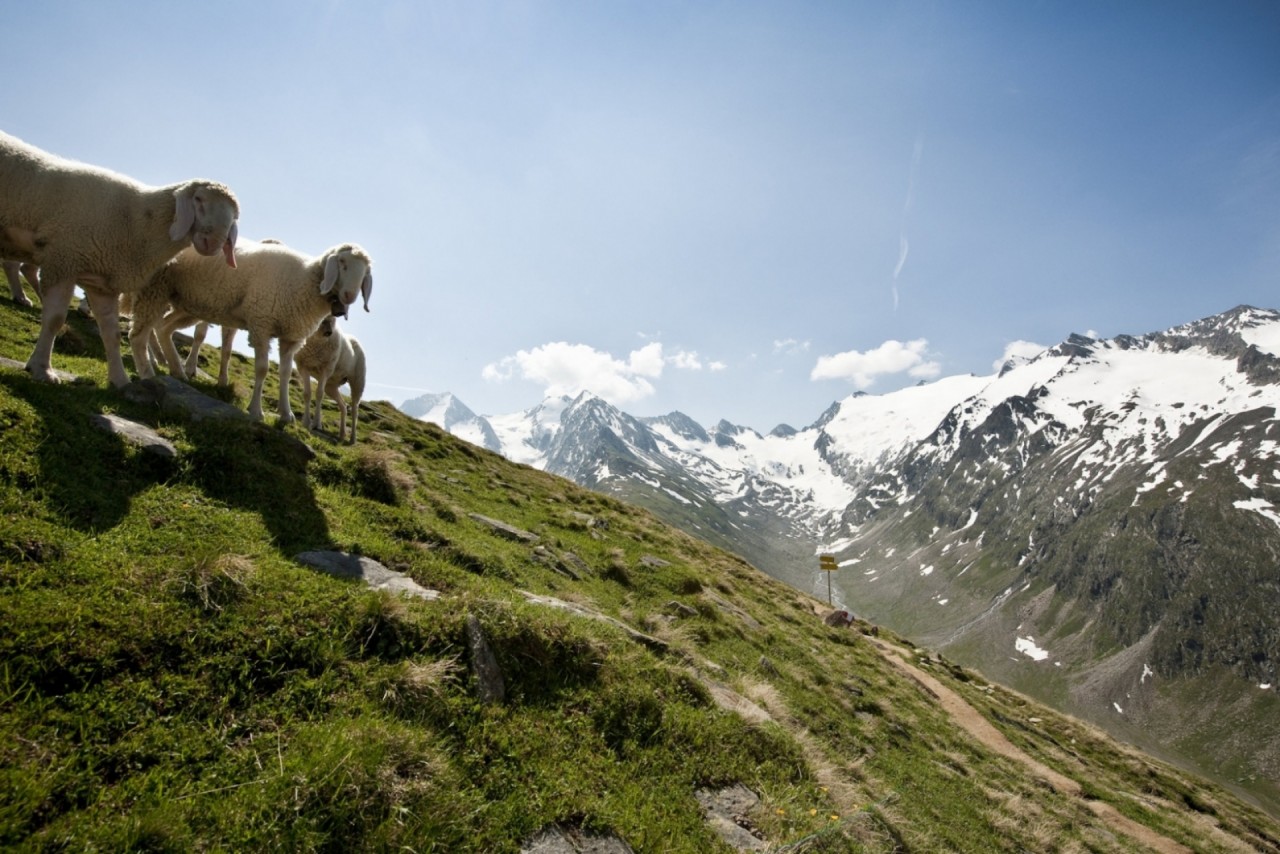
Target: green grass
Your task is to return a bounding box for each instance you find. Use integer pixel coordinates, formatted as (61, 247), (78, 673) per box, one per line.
(2, 293), (1279, 852)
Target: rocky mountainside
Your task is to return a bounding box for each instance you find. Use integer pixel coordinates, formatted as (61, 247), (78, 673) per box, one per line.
(403, 305), (1280, 811)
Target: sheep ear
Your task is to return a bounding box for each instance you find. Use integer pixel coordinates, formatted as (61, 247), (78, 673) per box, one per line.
(222, 221), (238, 268)
(320, 254), (339, 294)
(169, 187), (196, 241)
(360, 269), (373, 312)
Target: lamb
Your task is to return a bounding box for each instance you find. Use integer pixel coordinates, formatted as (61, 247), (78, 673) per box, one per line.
(129, 238), (373, 423)
(0, 130), (240, 387)
(295, 316), (366, 444)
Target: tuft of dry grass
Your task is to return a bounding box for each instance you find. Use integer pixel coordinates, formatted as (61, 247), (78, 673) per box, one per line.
(175, 554), (255, 612)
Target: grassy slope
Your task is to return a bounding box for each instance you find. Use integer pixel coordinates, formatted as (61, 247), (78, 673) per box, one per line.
(1, 294), (1279, 852)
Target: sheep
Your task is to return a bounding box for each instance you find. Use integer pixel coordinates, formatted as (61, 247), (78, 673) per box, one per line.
(181, 320), (237, 385)
(295, 316), (366, 444)
(3, 259), (37, 306)
(129, 238), (373, 423)
(0, 130), (240, 387)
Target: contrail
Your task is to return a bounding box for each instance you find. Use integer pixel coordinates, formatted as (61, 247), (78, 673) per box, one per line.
(892, 135), (925, 311)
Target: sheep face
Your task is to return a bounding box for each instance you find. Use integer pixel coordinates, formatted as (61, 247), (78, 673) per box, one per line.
(170, 182), (240, 267)
(318, 244), (373, 319)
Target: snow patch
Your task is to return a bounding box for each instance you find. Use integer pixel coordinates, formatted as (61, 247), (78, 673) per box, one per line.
(1015, 636), (1049, 661)
(1234, 498), (1280, 529)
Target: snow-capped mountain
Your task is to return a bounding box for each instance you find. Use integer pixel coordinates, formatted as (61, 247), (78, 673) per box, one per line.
(401, 304), (1280, 808)
(399, 391), (501, 452)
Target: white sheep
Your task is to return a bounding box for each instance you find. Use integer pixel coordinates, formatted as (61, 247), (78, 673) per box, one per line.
(295, 316), (366, 444)
(3, 259), (37, 306)
(181, 320), (236, 385)
(129, 238), (372, 423)
(3, 261), (95, 319)
(0, 130), (240, 387)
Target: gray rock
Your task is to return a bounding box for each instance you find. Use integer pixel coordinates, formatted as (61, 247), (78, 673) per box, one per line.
(823, 609), (853, 628)
(521, 591), (668, 652)
(561, 552), (593, 577)
(89, 412), (176, 459)
(122, 376), (249, 423)
(465, 614), (506, 704)
(469, 513), (539, 543)
(695, 784), (767, 851)
(664, 600), (699, 619)
(703, 592), (762, 631)
(520, 825), (634, 854)
(0, 355), (79, 384)
(294, 551), (441, 601)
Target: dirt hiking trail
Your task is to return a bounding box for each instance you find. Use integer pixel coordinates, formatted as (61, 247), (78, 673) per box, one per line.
(870, 638), (1194, 854)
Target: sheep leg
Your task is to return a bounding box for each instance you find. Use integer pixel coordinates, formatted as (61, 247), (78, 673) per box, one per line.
(4, 261), (32, 307)
(275, 339), (304, 425)
(184, 321), (210, 378)
(217, 326), (237, 386)
(155, 311), (194, 379)
(327, 384), (347, 442)
(248, 337), (271, 422)
(128, 312), (156, 379)
(311, 367), (335, 431)
(347, 376), (363, 445)
(25, 276), (75, 383)
(297, 367), (314, 429)
(83, 287), (130, 388)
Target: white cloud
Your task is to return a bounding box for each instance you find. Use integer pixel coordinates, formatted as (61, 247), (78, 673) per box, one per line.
(628, 341), (665, 377)
(482, 340), (714, 404)
(708, 360), (728, 372)
(810, 338), (941, 389)
(773, 338), (811, 356)
(669, 349), (703, 370)
(992, 339), (1048, 372)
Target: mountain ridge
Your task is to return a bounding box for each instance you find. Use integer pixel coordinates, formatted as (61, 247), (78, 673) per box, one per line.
(403, 304), (1280, 813)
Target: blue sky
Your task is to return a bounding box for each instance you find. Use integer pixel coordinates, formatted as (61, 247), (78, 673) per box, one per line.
(5, 1), (1279, 430)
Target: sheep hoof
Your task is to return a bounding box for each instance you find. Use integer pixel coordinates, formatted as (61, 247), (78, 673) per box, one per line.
(12, 295), (33, 308)
(26, 365), (60, 384)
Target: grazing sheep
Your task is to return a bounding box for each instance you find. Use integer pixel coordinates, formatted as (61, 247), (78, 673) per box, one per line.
(295, 316), (366, 444)
(0, 131), (240, 387)
(3, 259), (37, 306)
(130, 238), (373, 423)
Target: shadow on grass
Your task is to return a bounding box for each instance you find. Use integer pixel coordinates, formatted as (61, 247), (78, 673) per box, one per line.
(0, 369), (330, 556)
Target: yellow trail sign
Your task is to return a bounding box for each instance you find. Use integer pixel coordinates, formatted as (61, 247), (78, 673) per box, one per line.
(818, 554), (838, 605)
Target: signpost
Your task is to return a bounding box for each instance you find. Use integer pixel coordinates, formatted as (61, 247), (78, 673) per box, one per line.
(818, 554), (838, 605)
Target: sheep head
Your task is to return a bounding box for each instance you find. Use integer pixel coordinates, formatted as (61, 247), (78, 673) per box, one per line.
(170, 182), (240, 268)
(318, 244), (373, 319)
